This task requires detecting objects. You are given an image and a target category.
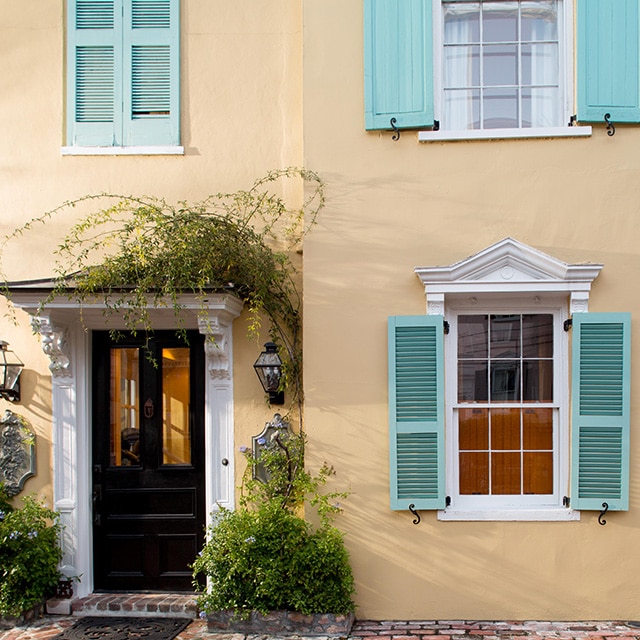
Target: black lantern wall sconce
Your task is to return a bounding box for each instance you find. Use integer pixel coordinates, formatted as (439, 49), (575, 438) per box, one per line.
(252, 342), (284, 405)
(0, 341), (24, 402)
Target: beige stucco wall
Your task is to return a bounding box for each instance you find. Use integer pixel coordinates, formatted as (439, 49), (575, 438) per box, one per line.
(302, 0), (640, 622)
(0, 0), (302, 500)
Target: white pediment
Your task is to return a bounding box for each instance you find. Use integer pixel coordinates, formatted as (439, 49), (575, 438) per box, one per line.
(414, 238), (603, 313)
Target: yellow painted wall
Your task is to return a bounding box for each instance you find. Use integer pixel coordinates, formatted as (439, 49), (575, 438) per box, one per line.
(0, 0), (302, 501)
(302, 0), (640, 621)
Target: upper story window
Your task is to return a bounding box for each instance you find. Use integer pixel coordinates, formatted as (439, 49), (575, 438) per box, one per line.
(441, 1), (563, 130)
(64, 0), (181, 153)
(364, 0), (640, 138)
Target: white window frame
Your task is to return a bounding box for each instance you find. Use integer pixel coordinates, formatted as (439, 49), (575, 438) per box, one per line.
(442, 297), (575, 520)
(419, 0), (592, 141)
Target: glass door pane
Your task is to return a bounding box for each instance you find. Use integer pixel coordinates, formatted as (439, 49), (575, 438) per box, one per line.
(162, 347), (191, 465)
(109, 348), (141, 467)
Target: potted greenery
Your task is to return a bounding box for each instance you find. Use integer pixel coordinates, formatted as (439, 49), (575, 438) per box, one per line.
(0, 484), (62, 621)
(192, 424), (356, 636)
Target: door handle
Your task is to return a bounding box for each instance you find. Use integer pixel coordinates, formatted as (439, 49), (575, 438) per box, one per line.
(93, 485), (102, 527)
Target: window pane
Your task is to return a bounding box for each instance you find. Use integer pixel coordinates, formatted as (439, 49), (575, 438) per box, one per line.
(483, 88), (519, 128)
(523, 452), (553, 494)
(522, 87), (560, 127)
(110, 348), (140, 467)
(444, 3), (480, 44)
(458, 315), (488, 358)
(162, 347), (191, 465)
(482, 3), (518, 42)
(483, 45), (518, 86)
(523, 359), (553, 401)
(490, 361), (520, 401)
(460, 452), (489, 494)
(444, 45), (480, 88)
(459, 408), (489, 450)
(523, 408), (553, 450)
(522, 43), (558, 86)
(522, 314), (553, 357)
(490, 315), (520, 358)
(444, 89), (481, 129)
(491, 452), (521, 494)
(521, 1), (558, 41)
(459, 362), (488, 402)
(490, 408), (521, 450)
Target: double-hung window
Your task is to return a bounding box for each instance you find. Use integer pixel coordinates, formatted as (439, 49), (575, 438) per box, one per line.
(440, 1), (563, 130)
(65, 0), (180, 152)
(388, 239), (631, 521)
(364, 0), (640, 135)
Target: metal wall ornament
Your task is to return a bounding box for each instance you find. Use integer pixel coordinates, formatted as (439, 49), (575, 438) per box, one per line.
(0, 410), (36, 496)
(251, 413), (293, 483)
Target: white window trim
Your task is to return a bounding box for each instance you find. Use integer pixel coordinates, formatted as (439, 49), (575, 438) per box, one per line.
(414, 237), (603, 521)
(61, 146), (185, 156)
(442, 299), (570, 518)
(426, 0), (579, 140)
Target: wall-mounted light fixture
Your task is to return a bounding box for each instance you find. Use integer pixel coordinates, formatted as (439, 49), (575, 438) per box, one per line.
(252, 342), (284, 405)
(0, 341), (24, 402)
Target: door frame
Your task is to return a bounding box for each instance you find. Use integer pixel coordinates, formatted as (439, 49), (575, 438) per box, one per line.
(9, 292), (243, 597)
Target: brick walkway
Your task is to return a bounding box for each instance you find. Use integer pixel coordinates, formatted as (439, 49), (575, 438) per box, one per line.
(3, 594), (640, 640)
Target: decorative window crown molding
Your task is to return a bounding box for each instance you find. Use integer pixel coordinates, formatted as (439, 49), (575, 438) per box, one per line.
(415, 237), (602, 314)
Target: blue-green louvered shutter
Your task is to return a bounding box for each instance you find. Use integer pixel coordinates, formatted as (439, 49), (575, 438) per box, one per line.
(123, 0), (180, 146)
(577, 0), (640, 123)
(571, 313), (631, 511)
(364, 0), (434, 131)
(67, 0), (122, 146)
(389, 316), (445, 511)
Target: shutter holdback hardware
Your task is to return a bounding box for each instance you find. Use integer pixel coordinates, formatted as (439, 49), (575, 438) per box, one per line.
(390, 117), (400, 141)
(604, 113), (615, 136)
(598, 502), (609, 526)
(408, 503), (421, 525)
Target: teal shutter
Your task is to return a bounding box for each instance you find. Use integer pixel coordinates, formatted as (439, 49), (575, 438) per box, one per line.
(577, 0), (640, 123)
(388, 316), (445, 511)
(67, 0), (179, 147)
(67, 0), (122, 146)
(571, 313), (631, 511)
(124, 0), (180, 145)
(364, 0), (434, 131)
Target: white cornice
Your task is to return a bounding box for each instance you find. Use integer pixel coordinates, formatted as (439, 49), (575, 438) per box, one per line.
(415, 238), (602, 313)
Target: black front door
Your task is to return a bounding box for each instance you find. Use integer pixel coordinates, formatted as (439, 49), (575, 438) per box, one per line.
(92, 331), (205, 592)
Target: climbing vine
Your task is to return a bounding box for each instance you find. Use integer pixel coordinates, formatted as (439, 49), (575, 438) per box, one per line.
(1, 168), (324, 410)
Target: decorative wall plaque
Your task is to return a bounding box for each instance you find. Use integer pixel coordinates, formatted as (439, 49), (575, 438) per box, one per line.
(0, 410), (36, 496)
(252, 413), (293, 483)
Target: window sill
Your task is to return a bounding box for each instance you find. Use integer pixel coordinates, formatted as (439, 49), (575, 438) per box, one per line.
(61, 146), (184, 156)
(438, 508), (581, 522)
(418, 126), (592, 142)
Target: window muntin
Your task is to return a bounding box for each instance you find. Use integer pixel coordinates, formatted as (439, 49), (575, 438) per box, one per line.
(449, 310), (563, 508)
(441, 0), (563, 130)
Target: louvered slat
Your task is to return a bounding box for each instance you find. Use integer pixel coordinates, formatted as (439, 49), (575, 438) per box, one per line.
(131, 46), (170, 117)
(577, 427), (623, 499)
(579, 323), (625, 416)
(395, 326), (438, 421)
(132, 0), (171, 28)
(76, 0), (114, 29)
(397, 433), (439, 499)
(76, 46), (115, 122)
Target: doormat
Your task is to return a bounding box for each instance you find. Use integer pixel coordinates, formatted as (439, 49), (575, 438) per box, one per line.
(53, 616), (190, 640)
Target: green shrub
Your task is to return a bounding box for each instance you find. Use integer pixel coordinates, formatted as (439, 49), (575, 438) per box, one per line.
(0, 485), (62, 617)
(193, 430), (355, 616)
